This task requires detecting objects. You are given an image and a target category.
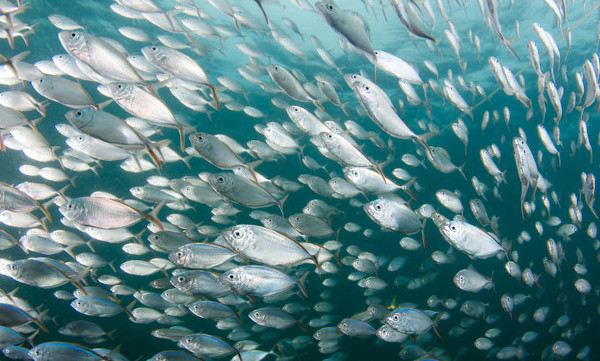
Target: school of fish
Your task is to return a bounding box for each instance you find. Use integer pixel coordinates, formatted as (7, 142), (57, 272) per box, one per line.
(0, 0), (598, 360)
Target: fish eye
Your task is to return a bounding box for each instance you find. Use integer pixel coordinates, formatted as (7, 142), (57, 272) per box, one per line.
(352, 171), (358, 176)
(178, 276), (185, 283)
(176, 251), (183, 257)
(9, 264), (16, 270)
(76, 111), (82, 116)
(375, 204), (382, 211)
(70, 32), (76, 38)
(233, 230), (241, 237)
(117, 84), (122, 89)
(151, 46), (157, 51)
(365, 86), (370, 91)
(326, 134), (333, 139)
(197, 135), (203, 141)
(450, 224), (456, 231)
(217, 176), (224, 183)
(66, 204), (73, 209)
(327, 4), (333, 10)
(76, 300), (82, 306)
(35, 350), (42, 356)
(254, 311), (260, 317)
(392, 314), (399, 322)
(76, 136), (83, 141)
(228, 274), (235, 280)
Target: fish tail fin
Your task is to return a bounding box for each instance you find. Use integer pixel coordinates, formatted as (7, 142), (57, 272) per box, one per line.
(298, 271), (310, 299)
(33, 308), (49, 333)
(255, 0), (269, 24)
(144, 200), (165, 231)
(340, 102), (349, 116)
(208, 84), (221, 111)
(374, 164), (386, 184)
(125, 300), (137, 321)
(36, 200), (52, 223)
(414, 135), (433, 160)
(26, 329), (39, 347)
(457, 162), (467, 181)
(104, 329), (117, 342)
(276, 193), (289, 217)
(297, 319), (308, 333)
(313, 100), (325, 112)
(175, 124), (185, 153)
(105, 344), (122, 361)
(433, 324), (443, 338)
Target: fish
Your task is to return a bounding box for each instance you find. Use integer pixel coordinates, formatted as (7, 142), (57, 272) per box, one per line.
(315, 1), (375, 58)
(59, 196), (163, 230)
(439, 220), (505, 259)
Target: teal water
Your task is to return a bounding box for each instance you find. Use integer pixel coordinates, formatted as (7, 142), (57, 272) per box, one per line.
(0, 0), (599, 360)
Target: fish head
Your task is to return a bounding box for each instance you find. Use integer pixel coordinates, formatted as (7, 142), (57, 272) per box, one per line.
(189, 132), (212, 153)
(207, 173), (234, 194)
(319, 132), (337, 148)
(107, 82), (133, 99)
(343, 167), (363, 185)
(453, 271), (467, 288)
(376, 325), (391, 340)
(315, 1), (337, 21)
(58, 30), (87, 54)
(343, 73), (362, 88)
(249, 308), (266, 325)
(364, 199), (390, 224)
(170, 273), (191, 291)
(177, 335), (197, 352)
(337, 319), (350, 334)
(70, 297), (90, 314)
(221, 225), (252, 251)
(287, 213), (306, 229)
(59, 198), (87, 222)
(188, 302), (204, 316)
(169, 246), (190, 266)
(5, 260), (21, 279)
(385, 310), (409, 330)
(65, 109), (94, 128)
(28, 345), (46, 361)
(141, 45), (166, 63)
(439, 220), (466, 244)
(266, 64), (286, 82)
(285, 105), (304, 122)
(129, 186), (145, 198)
(31, 76), (54, 93)
(218, 268), (245, 290)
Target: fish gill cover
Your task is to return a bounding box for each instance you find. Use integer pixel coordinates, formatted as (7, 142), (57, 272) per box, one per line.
(0, 0), (598, 360)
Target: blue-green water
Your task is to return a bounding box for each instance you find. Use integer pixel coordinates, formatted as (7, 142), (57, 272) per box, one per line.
(0, 0), (599, 360)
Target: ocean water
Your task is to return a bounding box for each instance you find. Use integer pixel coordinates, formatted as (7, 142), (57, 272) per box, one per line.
(0, 0), (599, 360)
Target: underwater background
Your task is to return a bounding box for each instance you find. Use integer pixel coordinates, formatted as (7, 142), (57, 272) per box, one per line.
(0, 0), (599, 360)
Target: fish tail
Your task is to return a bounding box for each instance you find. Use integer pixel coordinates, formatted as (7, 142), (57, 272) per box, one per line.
(143, 200), (165, 231)
(33, 308), (49, 333)
(340, 102), (349, 116)
(254, 0), (269, 24)
(298, 271), (310, 299)
(37, 200), (52, 223)
(209, 84), (221, 111)
(297, 319), (308, 333)
(374, 164), (386, 184)
(433, 324), (443, 338)
(457, 162), (467, 181)
(313, 100), (325, 112)
(176, 124), (185, 153)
